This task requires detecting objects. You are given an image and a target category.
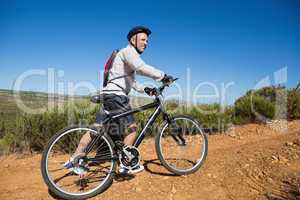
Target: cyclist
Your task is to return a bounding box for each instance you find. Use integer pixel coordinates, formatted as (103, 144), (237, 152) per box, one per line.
(64, 26), (173, 175)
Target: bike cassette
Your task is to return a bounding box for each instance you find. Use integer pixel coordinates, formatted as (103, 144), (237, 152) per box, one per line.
(71, 154), (89, 175)
(119, 146), (141, 170)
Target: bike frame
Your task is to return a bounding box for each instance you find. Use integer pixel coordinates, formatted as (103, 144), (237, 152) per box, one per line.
(85, 83), (175, 159)
(108, 96), (170, 148)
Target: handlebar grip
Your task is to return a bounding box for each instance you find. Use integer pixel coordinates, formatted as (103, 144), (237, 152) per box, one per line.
(155, 77), (179, 97)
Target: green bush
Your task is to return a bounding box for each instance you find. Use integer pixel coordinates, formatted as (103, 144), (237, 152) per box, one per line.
(0, 133), (15, 155)
(0, 120), (5, 139)
(288, 89), (300, 119)
(234, 94), (275, 124)
(183, 103), (233, 133)
(0, 131), (26, 155)
(236, 85), (300, 122)
(135, 102), (233, 135)
(1, 84), (299, 155)
(0, 100), (99, 153)
(252, 85), (286, 103)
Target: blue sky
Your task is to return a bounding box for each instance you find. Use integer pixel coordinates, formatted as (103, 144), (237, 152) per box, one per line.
(0, 0), (299, 105)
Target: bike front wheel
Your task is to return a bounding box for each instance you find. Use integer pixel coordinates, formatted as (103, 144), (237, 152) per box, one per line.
(41, 126), (117, 200)
(155, 115), (208, 175)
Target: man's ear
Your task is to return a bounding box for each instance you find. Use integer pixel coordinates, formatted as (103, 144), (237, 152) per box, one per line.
(130, 36), (136, 45)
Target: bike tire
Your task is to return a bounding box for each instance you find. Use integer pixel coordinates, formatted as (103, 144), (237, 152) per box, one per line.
(41, 125), (117, 200)
(155, 115), (208, 175)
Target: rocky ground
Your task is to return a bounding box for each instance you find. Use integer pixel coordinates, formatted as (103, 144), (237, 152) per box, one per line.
(0, 120), (300, 200)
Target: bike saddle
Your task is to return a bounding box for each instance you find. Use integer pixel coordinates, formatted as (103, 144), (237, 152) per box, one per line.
(90, 94), (103, 104)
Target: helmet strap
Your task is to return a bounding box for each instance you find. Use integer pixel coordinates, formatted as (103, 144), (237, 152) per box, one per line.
(129, 33), (143, 54)
(129, 34), (142, 54)
(135, 34), (143, 54)
(135, 34), (138, 50)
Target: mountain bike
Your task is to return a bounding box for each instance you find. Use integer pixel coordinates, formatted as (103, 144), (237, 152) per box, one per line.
(41, 78), (208, 200)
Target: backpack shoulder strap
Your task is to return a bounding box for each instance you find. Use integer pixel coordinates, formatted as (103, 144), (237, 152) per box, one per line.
(103, 49), (120, 87)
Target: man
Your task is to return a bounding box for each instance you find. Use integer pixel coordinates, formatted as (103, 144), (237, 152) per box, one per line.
(65, 26), (172, 175)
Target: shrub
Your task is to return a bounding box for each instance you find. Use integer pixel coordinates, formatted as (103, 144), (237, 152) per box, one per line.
(0, 131), (26, 155)
(185, 103), (233, 133)
(1, 84), (299, 155)
(234, 94), (275, 124)
(0, 120), (5, 139)
(21, 101), (99, 152)
(252, 85), (285, 103)
(287, 89), (300, 119)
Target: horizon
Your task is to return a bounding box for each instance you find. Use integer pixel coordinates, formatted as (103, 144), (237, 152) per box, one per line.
(0, 82), (295, 107)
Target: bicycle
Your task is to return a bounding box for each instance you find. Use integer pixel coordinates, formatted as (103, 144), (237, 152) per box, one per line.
(41, 78), (208, 200)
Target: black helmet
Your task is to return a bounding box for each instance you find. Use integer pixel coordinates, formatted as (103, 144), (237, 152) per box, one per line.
(127, 26), (152, 41)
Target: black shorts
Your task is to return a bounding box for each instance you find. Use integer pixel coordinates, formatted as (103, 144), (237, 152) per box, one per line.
(96, 94), (134, 136)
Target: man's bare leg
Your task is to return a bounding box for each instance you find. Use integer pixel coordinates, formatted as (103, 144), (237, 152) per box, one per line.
(73, 131), (92, 156)
(64, 131), (92, 169)
(73, 123), (103, 156)
(121, 123), (144, 173)
(72, 123), (137, 157)
(123, 123), (137, 146)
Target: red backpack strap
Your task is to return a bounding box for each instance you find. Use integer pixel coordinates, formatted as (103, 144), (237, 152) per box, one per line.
(103, 49), (119, 87)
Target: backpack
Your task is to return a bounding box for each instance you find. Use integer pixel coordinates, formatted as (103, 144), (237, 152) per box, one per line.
(103, 49), (119, 87)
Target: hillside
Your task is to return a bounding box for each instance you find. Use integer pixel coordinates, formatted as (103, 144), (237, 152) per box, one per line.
(0, 89), (152, 112)
(0, 89), (151, 126)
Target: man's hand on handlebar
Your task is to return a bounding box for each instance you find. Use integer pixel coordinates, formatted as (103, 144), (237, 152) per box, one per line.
(144, 87), (157, 96)
(144, 75), (178, 96)
(161, 74), (174, 86)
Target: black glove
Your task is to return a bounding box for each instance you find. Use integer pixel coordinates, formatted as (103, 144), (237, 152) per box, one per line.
(144, 87), (157, 96)
(161, 74), (174, 85)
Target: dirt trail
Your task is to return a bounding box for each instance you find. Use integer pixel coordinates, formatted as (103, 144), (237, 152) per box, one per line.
(1, 121), (300, 200)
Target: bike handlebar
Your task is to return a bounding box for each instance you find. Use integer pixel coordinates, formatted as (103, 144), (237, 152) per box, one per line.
(154, 77), (179, 97)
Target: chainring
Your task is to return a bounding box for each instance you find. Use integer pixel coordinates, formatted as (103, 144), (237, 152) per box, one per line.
(119, 146), (140, 170)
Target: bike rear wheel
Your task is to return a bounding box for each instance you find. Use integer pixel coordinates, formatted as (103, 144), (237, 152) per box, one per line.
(155, 115), (208, 175)
(41, 126), (117, 200)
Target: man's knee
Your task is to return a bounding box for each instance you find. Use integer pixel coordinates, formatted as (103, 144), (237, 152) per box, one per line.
(127, 124), (137, 135)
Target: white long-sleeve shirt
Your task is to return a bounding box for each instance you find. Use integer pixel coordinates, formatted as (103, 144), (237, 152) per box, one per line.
(102, 44), (165, 96)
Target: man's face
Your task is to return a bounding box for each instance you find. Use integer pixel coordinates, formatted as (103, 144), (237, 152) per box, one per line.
(132, 32), (148, 53)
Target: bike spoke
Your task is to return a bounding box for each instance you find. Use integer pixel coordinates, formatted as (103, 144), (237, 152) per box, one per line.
(157, 116), (208, 174)
(43, 127), (116, 197)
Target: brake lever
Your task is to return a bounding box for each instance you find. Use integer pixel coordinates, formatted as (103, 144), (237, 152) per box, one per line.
(157, 77), (179, 95)
(163, 77), (179, 87)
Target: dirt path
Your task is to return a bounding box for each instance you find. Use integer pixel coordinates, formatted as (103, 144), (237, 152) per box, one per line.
(1, 121), (300, 200)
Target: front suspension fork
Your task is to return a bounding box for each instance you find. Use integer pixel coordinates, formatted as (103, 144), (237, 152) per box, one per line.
(163, 113), (186, 146)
